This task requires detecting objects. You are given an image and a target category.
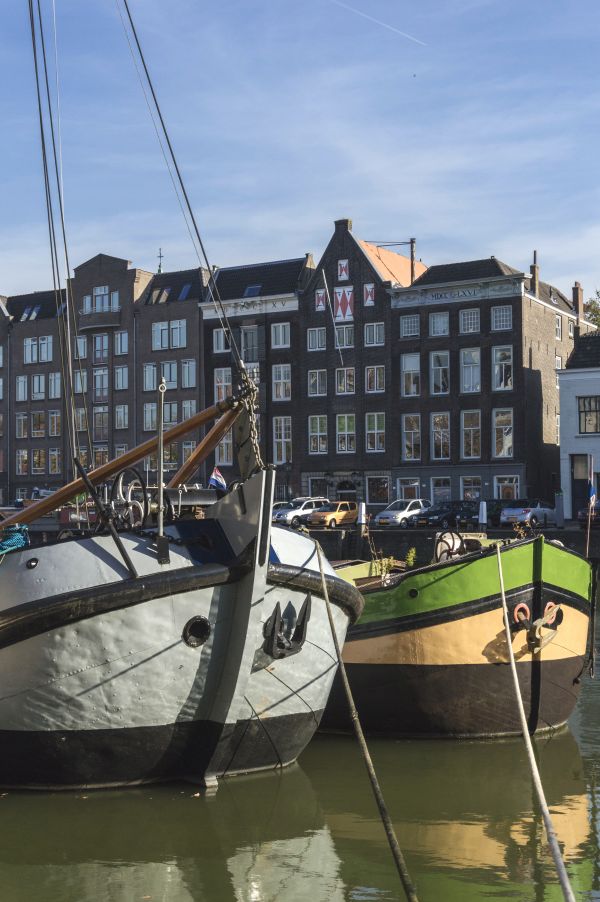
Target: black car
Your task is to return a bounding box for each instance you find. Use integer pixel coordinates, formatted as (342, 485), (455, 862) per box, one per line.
(415, 501), (479, 529)
(577, 502), (600, 529)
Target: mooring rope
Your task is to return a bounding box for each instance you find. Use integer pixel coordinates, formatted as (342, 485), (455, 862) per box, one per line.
(315, 543), (420, 902)
(495, 543), (576, 901)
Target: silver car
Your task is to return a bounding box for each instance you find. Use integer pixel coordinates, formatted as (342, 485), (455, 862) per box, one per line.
(372, 498), (431, 528)
(499, 499), (556, 528)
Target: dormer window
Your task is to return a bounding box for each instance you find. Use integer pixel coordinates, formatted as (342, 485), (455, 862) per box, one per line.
(243, 284), (261, 298)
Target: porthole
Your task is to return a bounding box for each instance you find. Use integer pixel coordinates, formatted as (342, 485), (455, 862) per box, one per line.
(182, 616), (211, 648)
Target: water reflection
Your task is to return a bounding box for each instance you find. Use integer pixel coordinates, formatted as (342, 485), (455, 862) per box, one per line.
(0, 673), (598, 900)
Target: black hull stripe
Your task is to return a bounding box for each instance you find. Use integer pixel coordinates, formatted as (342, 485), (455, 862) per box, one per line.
(0, 561), (250, 651)
(0, 709), (325, 790)
(267, 563), (364, 623)
(350, 583), (589, 641)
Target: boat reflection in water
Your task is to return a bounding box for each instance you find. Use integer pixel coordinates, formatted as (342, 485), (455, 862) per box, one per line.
(301, 726), (594, 901)
(0, 764), (346, 902)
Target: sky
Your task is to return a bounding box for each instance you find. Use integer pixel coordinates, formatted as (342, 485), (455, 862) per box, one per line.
(1, 0), (600, 298)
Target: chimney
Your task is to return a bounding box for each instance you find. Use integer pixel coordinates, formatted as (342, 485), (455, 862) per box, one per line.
(572, 281), (583, 321)
(530, 250), (539, 297)
(334, 218), (352, 235)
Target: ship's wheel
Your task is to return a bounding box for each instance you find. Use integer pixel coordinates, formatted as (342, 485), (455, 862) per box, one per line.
(110, 467), (149, 529)
(434, 530), (465, 562)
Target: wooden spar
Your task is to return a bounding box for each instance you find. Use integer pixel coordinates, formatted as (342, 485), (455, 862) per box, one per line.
(167, 407), (241, 489)
(0, 395), (243, 530)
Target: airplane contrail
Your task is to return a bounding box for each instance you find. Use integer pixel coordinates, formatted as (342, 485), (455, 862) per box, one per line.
(329, 0), (427, 46)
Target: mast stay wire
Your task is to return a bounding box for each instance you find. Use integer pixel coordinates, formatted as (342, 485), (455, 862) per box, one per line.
(116, 0), (245, 378)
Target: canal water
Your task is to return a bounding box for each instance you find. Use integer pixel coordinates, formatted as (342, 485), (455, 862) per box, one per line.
(1, 666), (599, 900)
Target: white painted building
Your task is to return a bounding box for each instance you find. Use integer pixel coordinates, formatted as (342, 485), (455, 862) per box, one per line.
(558, 332), (600, 519)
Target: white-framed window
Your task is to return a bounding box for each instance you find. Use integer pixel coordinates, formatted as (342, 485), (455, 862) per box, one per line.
(556, 413), (560, 444)
(335, 324), (354, 349)
(114, 331), (128, 355)
(214, 367), (232, 402)
(161, 360), (177, 390)
(273, 416), (292, 464)
(431, 477), (451, 504)
(143, 363), (157, 392)
(555, 315), (562, 340)
(15, 412), (28, 439)
(24, 337), (36, 364)
(170, 319), (186, 348)
(555, 355), (562, 388)
(181, 359), (196, 389)
(182, 441), (195, 462)
(459, 309), (480, 334)
(401, 353), (420, 397)
(75, 335), (87, 359)
(48, 372), (61, 399)
(143, 403), (157, 431)
(163, 402), (178, 427)
(272, 364), (291, 401)
(110, 290), (120, 311)
(115, 404), (129, 429)
(308, 369), (327, 396)
(24, 335), (53, 364)
(49, 448), (61, 475)
(400, 314), (419, 338)
(461, 410), (481, 459)
(336, 367), (355, 395)
(493, 408), (513, 458)
(364, 322), (384, 346)
(213, 328), (227, 353)
(152, 322), (169, 351)
(182, 399), (197, 420)
(16, 375), (27, 402)
(431, 412), (450, 460)
(461, 476), (481, 501)
(241, 326), (258, 361)
(93, 446), (109, 469)
(16, 449), (28, 475)
(569, 320), (575, 338)
(93, 285), (109, 312)
(366, 476), (390, 505)
(430, 351), (449, 394)
(492, 305), (512, 331)
(402, 413), (421, 461)
(93, 367), (108, 401)
(93, 333), (108, 363)
(216, 432), (233, 466)
(366, 412), (385, 452)
(397, 477), (421, 500)
(74, 370), (87, 394)
(336, 414), (356, 453)
(75, 408), (86, 432)
(460, 348), (480, 393)
(31, 449), (46, 475)
(307, 327), (326, 351)
(82, 294), (92, 314)
(271, 322), (290, 349)
(31, 411), (46, 437)
(49, 410), (61, 437)
(494, 475), (520, 500)
(492, 346), (513, 390)
(365, 365), (385, 393)
(93, 406), (109, 441)
(429, 312), (449, 336)
(308, 415), (327, 454)
(114, 365), (128, 390)
(31, 373), (45, 400)
(115, 444), (128, 458)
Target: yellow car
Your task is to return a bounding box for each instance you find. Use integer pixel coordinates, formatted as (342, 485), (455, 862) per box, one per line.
(307, 501), (358, 529)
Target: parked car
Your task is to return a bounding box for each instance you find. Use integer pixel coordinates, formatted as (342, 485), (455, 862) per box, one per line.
(272, 497), (329, 528)
(372, 498), (431, 528)
(297, 502), (330, 526)
(307, 501), (359, 529)
(500, 499), (556, 528)
(415, 501), (479, 529)
(485, 499), (515, 527)
(576, 502), (600, 528)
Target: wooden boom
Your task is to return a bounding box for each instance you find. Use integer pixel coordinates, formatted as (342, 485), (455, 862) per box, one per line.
(0, 395), (243, 530)
(167, 407), (241, 488)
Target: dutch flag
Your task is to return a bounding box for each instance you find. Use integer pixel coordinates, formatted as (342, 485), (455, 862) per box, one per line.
(589, 455), (596, 508)
(209, 467), (227, 493)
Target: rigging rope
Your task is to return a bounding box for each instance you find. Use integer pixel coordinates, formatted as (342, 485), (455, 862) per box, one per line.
(315, 543), (420, 902)
(495, 543), (576, 902)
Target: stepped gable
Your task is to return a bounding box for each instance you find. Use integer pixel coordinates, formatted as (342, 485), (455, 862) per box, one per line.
(6, 288), (66, 320)
(566, 332), (600, 369)
(214, 258), (309, 300)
